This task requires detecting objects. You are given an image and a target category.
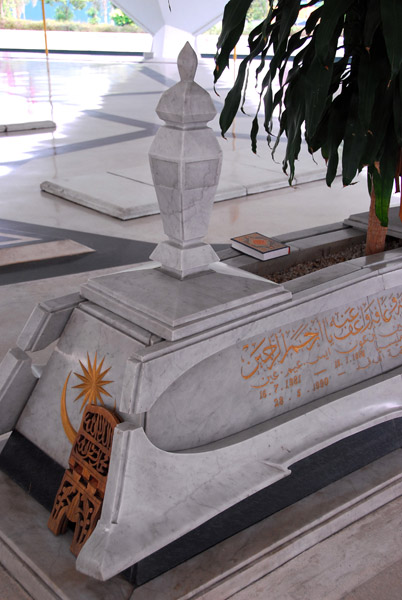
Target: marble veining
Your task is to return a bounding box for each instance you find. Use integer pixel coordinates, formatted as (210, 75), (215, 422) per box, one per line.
(81, 266), (289, 341)
(148, 43), (222, 278)
(17, 292), (83, 352)
(77, 369), (402, 580)
(0, 348), (38, 435)
(16, 308), (147, 468)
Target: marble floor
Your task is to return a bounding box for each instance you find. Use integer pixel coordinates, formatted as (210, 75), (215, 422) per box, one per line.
(0, 50), (378, 245)
(1, 51), (402, 598)
(1, 494), (402, 599)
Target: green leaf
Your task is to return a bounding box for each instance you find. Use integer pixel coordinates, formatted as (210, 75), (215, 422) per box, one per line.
(394, 75), (402, 146)
(373, 171), (392, 226)
(281, 76), (306, 182)
(342, 90), (368, 185)
(357, 50), (378, 131)
(214, 20), (246, 83)
(249, 4), (274, 53)
(380, 0), (402, 78)
(368, 133), (399, 227)
(251, 115), (259, 154)
(363, 0), (381, 50)
(303, 6), (344, 138)
(360, 83), (393, 167)
(217, 0), (253, 48)
(304, 57), (334, 138)
(215, 0), (401, 231)
(214, 0), (253, 83)
(276, 0), (300, 49)
(318, 90), (350, 186)
(255, 47), (268, 81)
(304, 3), (322, 35)
(219, 58), (249, 136)
(315, 0), (355, 64)
(269, 0), (300, 76)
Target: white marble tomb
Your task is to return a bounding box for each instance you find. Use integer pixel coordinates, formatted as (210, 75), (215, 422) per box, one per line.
(1, 44), (402, 582)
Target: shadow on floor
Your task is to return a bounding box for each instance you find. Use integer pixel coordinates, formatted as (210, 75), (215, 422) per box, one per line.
(0, 219), (228, 286)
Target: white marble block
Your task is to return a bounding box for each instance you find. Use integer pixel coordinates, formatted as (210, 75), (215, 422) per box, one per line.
(0, 348), (38, 434)
(2, 120), (56, 132)
(17, 292), (82, 352)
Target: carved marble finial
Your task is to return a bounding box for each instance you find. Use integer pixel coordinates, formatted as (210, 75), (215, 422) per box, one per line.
(177, 42), (197, 82)
(149, 43), (222, 279)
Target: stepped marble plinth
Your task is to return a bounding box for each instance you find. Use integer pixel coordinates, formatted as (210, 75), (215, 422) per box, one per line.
(81, 265), (290, 340)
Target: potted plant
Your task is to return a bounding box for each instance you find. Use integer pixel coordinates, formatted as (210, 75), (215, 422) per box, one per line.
(214, 0), (402, 255)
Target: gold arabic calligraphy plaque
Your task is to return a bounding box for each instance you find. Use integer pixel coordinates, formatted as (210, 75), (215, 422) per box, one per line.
(241, 290), (402, 410)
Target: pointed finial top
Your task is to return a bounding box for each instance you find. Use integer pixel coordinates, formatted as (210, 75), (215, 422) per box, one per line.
(177, 42), (197, 82)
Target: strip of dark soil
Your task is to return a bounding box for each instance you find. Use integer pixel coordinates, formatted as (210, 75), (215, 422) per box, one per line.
(267, 237), (402, 284)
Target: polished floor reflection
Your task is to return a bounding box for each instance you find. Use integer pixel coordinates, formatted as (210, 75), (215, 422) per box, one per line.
(0, 51), (373, 246)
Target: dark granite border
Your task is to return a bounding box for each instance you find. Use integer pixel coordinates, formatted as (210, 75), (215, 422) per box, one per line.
(0, 218), (228, 285)
(0, 218), (155, 285)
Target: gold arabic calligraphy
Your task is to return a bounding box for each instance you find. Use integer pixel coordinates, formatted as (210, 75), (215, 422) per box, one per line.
(241, 291), (402, 399)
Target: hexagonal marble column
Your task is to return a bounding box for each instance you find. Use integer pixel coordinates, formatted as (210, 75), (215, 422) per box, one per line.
(149, 43), (222, 279)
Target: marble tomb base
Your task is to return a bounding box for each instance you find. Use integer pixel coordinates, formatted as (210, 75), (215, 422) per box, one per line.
(1, 448), (402, 599)
(1, 223), (402, 580)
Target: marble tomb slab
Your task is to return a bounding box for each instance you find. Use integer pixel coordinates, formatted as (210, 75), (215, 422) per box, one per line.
(0, 239), (94, 267)
(274, 221), (348, 242)
(0, 232), (40, 247)
(289, 227), (365, 250)
(130, 449), (402, 600)
(40, 168), (246, 221)
(0, 471), (133, 600)
(345, 206), (402, 238)
(39, 161), (325, 221)
(282, 261), (360, 294)
(0, 120), (56, 132)
(41, 174), (159, 220)
(81, 267), (291, 340)
(223, 225), (365, 277)
(110, 163), (326, 200)
(135, 277), (402, 450)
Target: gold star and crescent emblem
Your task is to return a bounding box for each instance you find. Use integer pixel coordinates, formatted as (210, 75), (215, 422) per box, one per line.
(61, 352), (113, 444)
